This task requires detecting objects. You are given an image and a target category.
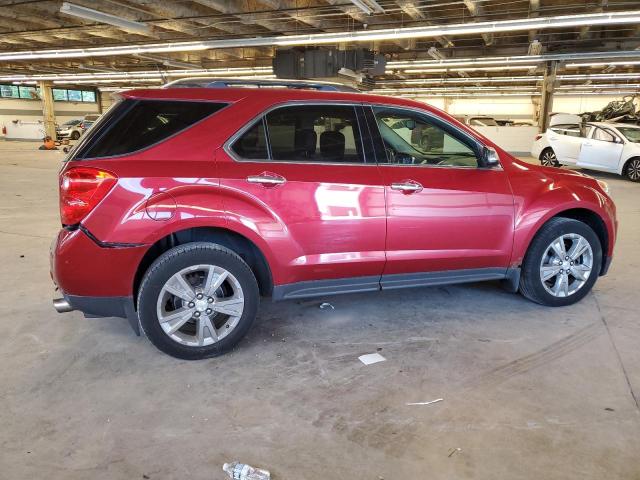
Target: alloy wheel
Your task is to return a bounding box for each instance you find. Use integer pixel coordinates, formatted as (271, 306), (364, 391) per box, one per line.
(539, 233), (593, 298)
(156, 264), (245, 347)
(541, 150), (558, 167)
(627, 159), (640, 181)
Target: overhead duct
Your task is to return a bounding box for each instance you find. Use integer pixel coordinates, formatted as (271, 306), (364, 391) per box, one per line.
(273, 48), (385, 89)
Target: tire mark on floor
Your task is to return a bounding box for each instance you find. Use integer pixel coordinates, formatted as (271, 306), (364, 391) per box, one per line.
(464, 322), (602, 390)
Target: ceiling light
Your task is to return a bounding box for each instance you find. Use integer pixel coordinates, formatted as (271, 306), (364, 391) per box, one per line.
(566, 60), (640, 68)
(60, 2), (150, 34)
(2, 11), (640, 61)
(402, 65), (537, 73)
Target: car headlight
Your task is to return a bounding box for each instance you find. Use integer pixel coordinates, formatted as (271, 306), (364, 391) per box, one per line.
(597, 179), (610, 194)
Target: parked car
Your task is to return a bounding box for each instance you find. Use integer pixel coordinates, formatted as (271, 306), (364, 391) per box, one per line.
(56, 119), (83, 140)
(532, 117), (640, 182)
(456, 115), (499, 127)
(56, 118), (94, 140)
(51, 81), (617, 359)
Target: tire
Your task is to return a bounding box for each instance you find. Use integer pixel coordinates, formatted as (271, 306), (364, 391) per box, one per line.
(70, 131), (80, 140)
(137, 242), (259, 360)
(539, 148), (560, 167)
(519, 218), (602, 307)
(624, 157), (640, 182)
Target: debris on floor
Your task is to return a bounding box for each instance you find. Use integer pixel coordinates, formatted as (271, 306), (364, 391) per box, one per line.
(448, 448), (462, 458)
(319, 302), (334, 310)
(358, 352), (386, 365)
(223, 462), (271, 480)
(406, 398), (443, 406)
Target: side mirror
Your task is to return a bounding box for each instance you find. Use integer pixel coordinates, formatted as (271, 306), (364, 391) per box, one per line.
(482, 146), (501, 168)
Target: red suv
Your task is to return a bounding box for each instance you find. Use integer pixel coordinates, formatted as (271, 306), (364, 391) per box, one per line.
(51, 80), (617, 359)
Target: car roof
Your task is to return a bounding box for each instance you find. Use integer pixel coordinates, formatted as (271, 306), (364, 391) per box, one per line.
(593, 122), (640, 129)
(119, 87), (435, 112)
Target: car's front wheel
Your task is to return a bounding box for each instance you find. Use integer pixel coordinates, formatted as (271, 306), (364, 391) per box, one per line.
(138, 242), (259, 360)
(624, 157), (640, 182)
(70, 131), (80, 140)
(519, 218), (602, 307)
(540, 148), (560, 167)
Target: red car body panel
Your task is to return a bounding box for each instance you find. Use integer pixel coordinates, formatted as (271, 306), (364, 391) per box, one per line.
(51, 87), (617, 306)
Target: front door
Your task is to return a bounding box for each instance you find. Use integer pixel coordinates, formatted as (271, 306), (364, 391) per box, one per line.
(577, 126), (624, 172)
(365, 106), (515, 285)
(217, 103), (386, 289)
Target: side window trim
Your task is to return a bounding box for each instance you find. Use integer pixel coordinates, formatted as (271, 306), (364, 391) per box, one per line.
(225, 101), (376, 165)
(364, 104), (488, 169)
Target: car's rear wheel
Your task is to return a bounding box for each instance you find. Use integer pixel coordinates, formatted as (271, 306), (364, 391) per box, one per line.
(138, 242), (259, 360)
(540, 148), (560, 167)
(70, 131), (80, 140)
(624, 158), (640, 182)
(519, 218), (601, 307)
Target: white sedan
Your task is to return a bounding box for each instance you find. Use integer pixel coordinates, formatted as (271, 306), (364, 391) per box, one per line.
(532, 120), (640, 182)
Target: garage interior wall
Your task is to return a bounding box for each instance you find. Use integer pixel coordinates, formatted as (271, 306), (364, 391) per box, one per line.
(0, 97), (101, 139)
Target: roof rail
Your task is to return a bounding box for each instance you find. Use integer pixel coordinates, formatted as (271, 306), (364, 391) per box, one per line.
(163, 77), (360, 93)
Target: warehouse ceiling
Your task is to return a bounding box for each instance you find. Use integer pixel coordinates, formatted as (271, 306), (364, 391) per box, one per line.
(0, 0), (639, 96)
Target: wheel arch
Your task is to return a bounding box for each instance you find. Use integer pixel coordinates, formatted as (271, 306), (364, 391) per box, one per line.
(133, 226), (274, 304)
(621, 155), (640, 177)
(524, 207), (609, 275)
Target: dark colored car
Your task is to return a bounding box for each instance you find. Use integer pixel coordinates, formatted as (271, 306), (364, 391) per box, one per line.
(51, 81), (617, 359)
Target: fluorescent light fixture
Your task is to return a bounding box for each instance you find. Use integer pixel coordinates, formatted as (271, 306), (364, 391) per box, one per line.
(135, 54), (201, 69)
(0, 67), (273, 83)
(566, 60), (640, 68)
(2, 11), (640, 61)
(387, 50), (640, 70)
(402, 65), (537, 73)
(60, 2), (150, 34)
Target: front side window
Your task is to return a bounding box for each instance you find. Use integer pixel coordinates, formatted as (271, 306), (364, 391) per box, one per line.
(77, 99), (226, 159)
(592, 127), (617, 143)
(373, 107), (478, 167)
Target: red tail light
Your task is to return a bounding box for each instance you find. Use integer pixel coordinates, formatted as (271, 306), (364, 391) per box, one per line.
(59, 167), (117, 226)
(534, 134), (543, 141)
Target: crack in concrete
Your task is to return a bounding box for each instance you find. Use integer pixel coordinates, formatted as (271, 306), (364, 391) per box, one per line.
(594, 293), (640, 413)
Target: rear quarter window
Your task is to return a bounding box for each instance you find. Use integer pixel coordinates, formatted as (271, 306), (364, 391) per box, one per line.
(75, 99), (226, 159)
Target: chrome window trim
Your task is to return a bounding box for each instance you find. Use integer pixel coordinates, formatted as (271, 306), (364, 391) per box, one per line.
(366, 103), (504, 171)
(223, 101), (374, 166)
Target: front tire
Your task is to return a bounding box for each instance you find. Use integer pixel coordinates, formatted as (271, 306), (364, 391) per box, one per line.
(138, 242), (259, 360)
(519, 218), (602, 307)
(624, 158), (640, 182)
(70, 131), (80, 140)
(540, 148), (560, 167)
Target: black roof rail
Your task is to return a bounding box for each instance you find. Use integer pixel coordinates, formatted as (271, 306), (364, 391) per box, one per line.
(163, 77), (360, 93)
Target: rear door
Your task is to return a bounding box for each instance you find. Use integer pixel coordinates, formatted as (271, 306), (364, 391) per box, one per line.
(577, 126), (624, 172)
(364, 105), (514, 283)
(546, 124), (585, 164)
(217, 103), (386, 289)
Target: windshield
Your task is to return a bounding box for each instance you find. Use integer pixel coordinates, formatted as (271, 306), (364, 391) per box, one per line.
(62, 120), (81, 127)
(617, 127), (640, 143)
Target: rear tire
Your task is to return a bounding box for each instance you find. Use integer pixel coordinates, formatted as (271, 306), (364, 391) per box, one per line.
(539, 148), (560, 167)
(138, 242), (259, 360)
(519, 218), (601, 307)
(624, 157), (640, 182)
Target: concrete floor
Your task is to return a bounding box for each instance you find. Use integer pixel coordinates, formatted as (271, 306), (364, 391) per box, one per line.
(1, 140), (639, 480)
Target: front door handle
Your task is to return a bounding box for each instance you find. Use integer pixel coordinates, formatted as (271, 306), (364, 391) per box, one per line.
(391, 180), (423, 194)
(246, 172), (286, 186)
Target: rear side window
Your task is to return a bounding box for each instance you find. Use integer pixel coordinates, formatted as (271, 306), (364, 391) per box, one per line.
(77, 99), (225, 159)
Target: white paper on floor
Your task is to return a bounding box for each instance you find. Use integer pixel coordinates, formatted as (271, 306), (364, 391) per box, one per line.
(358, 353), (386, 365)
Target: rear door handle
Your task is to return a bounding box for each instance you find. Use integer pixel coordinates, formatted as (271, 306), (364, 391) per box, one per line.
(391, 180), (423, 194)
(246, 172), (286, 186)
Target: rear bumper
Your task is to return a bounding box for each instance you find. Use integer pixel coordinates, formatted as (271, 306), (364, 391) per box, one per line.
(51, 227), (147, 297)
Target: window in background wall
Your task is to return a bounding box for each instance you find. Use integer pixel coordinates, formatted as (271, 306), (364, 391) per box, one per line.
(67, 89), (83, 102)
(52, 89), (68, 101)
(18, 86), (39, 99)
(0, 85), (19, 98)
(81, 90), (96, 102)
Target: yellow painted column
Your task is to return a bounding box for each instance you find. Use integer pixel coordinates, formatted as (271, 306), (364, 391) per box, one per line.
(38, 81), (56, 140)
